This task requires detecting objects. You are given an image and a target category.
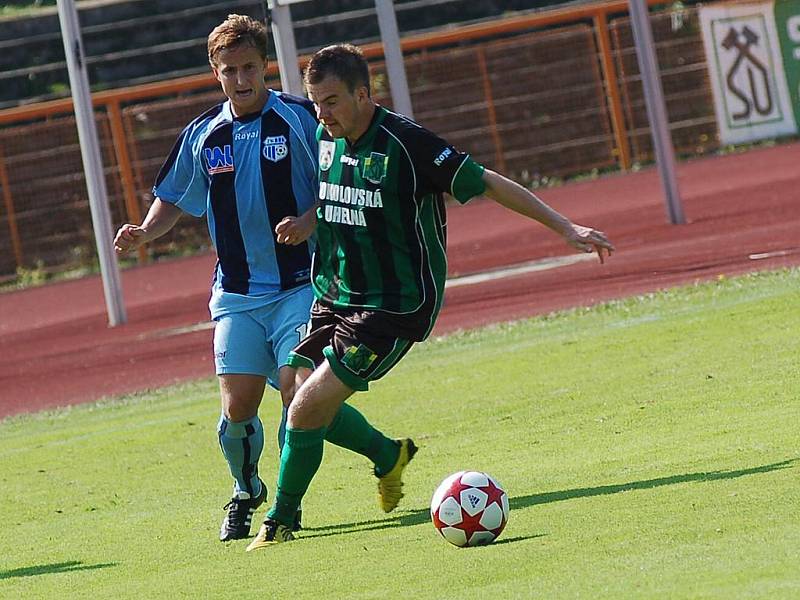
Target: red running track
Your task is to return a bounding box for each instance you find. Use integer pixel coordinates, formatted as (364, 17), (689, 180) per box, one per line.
(2, 143), (799, 418)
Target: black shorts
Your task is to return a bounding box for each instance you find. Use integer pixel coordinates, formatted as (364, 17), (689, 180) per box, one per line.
(286, 303), (415, 391)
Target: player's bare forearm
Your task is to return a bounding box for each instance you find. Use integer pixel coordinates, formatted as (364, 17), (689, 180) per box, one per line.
(113, 197), (182, 254)
(482, 169), (572, 234)
(482, 169), (615, 263)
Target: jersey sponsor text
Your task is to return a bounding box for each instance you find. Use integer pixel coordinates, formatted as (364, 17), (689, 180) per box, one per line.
(324, 204), (367, 226)
(318, 181), (384, 208)
(204, 145), (234, 174)
(434, 147), (453, 166)
(234, 131), (259, 140)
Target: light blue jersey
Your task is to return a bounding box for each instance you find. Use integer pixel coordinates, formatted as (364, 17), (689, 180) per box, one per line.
(153, 91), (319, 318)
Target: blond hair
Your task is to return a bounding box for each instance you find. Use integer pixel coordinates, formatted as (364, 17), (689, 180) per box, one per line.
(208, 14), (267, 66)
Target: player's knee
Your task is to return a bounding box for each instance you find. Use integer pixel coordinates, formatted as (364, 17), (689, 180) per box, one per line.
(222, 393), (260, 422)
(224, 404), (257, 423)
(219, 374), (266, 421)
(278, 386), (294, 409)
(286, 393), (311, 428)
(286, 388), (326, 429)
(278, 366), (312, 409)
(278, 367), (299, 408)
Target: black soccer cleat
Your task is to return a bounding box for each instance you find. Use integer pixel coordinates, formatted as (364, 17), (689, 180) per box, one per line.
(219, 480), (267, 542)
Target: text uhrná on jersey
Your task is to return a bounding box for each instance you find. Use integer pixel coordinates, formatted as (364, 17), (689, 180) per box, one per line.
(318, 181), (384, 227)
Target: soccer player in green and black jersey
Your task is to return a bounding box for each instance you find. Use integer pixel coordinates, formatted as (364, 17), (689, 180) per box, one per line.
(247, 44), (615, 549)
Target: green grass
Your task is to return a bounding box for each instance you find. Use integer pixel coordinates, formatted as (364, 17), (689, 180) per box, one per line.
(0, 1), (55, 18)
(2, 269), (800, 599)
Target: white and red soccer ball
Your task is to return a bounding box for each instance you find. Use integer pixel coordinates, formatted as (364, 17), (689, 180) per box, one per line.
(430, 470), (509, 547)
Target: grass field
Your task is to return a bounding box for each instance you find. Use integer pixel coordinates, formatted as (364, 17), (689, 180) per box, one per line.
(0, 2), (55, 18)
(2, 269), (799, 599)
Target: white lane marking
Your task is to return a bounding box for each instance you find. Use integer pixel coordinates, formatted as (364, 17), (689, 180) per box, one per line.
(140, 254), (594, 340)
(445, 253), (596, 288)
(748, 249), (798, 260)
(137, 321), (214, 340)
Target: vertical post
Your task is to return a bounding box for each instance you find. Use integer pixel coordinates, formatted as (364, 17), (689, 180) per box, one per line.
(476, 47), (506, 173)
(594, 12), (632, 170)
(122, 109), (147, 209)
(268, 0), (304, 95)
(375, 0), (414, 118)
(107, 100), (147, 264)
(628, 0), (685, 224)
(57, 0), (127, 325)
(612, 24), (640, 160)
(0, 145), (23, 270)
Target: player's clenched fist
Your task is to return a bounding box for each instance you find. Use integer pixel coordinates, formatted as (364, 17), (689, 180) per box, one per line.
(275, 207), (317, 246)
(114, 224), (146, 254)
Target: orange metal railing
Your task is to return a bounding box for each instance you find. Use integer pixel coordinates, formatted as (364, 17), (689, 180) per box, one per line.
(0, 0), (682, 275)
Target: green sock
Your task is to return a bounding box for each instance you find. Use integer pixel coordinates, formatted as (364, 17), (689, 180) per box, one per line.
(266, 426), (326, 527)
(325, 403), (400, 476)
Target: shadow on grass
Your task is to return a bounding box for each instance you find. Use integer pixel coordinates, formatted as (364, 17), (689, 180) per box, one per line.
(301, 459), (794, 539)
(0, 560), (117, 580)
(300, 509), (432, 539)
(481, 534), (546, 546)
(511, 458), (796, 511)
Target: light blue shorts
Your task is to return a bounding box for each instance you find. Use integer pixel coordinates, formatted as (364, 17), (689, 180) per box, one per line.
(213, 285), (313, 389)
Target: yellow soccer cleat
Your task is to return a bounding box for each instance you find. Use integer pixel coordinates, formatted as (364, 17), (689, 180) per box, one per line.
(245, 519), (295, 551)
(377, 438), (418, 513)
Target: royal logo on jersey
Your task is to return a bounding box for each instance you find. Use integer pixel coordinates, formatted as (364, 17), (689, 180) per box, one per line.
(263, 135), (288, 162)
(434, 147), (453, 166)
(319, 140), (335, 171)
(361, 152), (388, 184)
(204, 145), (234, 174)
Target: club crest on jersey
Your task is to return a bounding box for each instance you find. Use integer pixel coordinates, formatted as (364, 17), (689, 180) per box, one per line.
(204, 145), (234, 174)
(341, 344), (378, 375)
(361, 152), (388, 184)
(262, 135), (288, 162)
(319, 140), (335, 171)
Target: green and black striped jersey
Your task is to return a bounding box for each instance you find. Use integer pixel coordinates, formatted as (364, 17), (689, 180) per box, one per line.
(313, 105), (486, 341)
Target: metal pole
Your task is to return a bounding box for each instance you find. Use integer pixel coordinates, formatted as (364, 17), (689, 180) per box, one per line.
(268, 0), (304, 95)
(57, 0), (126, 325)
(628, 0), (685, 224)
(375, 0), (414, 118)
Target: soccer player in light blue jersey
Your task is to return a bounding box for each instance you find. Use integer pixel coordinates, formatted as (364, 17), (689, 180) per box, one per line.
(113, 15), (318, 541)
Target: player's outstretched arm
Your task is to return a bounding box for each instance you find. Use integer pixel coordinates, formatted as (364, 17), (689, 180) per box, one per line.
(482, 169), (615, 264)
(275, 202), (319, 246)
(113, 197), (183, 255)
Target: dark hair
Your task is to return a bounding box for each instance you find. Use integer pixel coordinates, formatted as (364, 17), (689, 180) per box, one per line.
(304, 44), (370, 95)
(208, 14), (268, 66)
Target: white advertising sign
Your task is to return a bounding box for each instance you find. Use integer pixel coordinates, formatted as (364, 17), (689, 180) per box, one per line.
(700, 2), (797, 144)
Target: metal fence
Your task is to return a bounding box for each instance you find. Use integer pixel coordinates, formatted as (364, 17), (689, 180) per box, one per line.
(0, 1), (741, 279)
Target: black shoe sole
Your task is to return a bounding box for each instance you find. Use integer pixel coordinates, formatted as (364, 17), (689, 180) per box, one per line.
(407, 439), (419, 462)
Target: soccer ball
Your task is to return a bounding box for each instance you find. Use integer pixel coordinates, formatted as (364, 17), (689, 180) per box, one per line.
(430, 470), (509, 547)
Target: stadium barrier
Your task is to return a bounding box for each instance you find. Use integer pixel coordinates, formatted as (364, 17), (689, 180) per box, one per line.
(0, 0), (720, 279)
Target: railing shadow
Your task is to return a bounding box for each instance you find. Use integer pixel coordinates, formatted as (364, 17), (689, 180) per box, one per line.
(0, 560), (117, 580)
(298, 459), (794, 540)
(510, 458), (795, 510)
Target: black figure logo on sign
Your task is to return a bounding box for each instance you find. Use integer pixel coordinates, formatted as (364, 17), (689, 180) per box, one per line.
(721, 26), (773, 120)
